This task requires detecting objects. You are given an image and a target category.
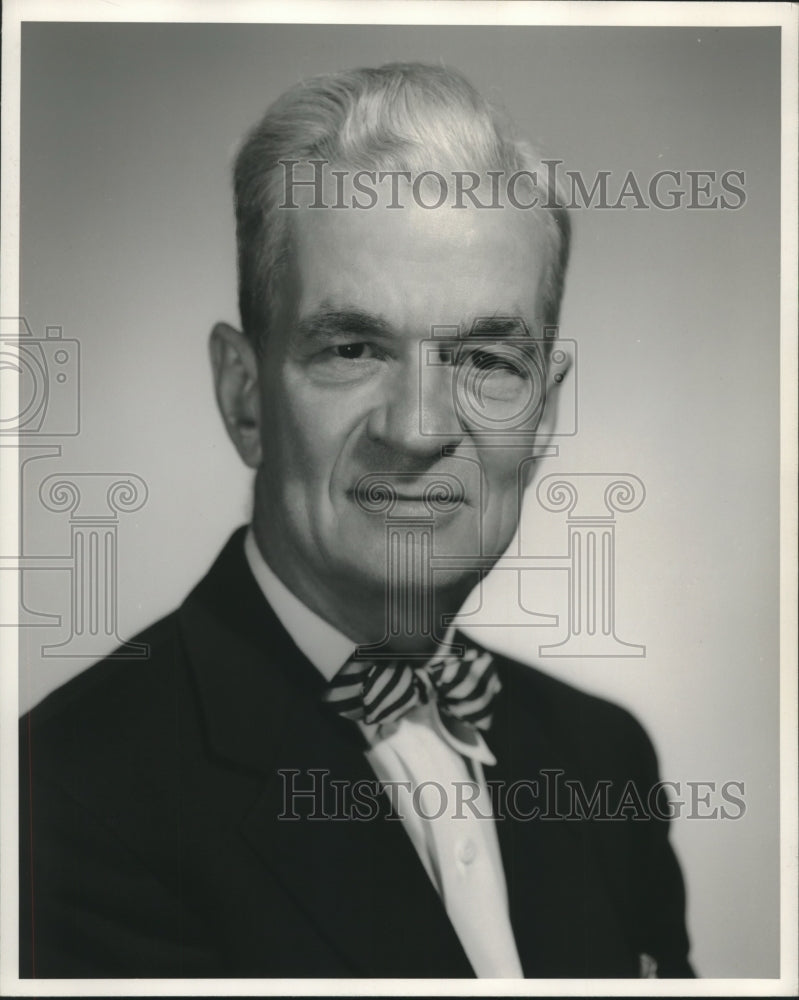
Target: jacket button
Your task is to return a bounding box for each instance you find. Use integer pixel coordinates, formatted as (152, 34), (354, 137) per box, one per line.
(457, 837), (477, 865)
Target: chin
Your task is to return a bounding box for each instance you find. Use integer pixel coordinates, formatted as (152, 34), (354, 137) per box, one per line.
(343, 559), (479, 609)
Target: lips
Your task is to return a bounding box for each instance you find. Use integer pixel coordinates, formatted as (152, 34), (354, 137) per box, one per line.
(350, 476), (467, 513)
(391, 494), (465, 510)
(391, 493), (456, 502)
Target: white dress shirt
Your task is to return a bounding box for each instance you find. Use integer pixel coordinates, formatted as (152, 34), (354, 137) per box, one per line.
(244, 529), (523, 978)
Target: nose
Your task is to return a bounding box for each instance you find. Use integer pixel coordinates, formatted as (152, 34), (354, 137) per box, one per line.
(366, 356), (463, 459)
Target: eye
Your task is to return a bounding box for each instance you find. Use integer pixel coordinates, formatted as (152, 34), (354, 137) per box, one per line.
(466, 349), (527, 378)
(307, 341), (385, 384)
(335, 343), (370, 360)
(457, 346), (532, 404)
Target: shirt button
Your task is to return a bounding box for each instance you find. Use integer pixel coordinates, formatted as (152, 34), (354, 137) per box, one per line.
(457, 837), (477, 865)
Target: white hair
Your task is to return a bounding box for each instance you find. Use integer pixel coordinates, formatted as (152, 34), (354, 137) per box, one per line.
(234, 62), (571, 348)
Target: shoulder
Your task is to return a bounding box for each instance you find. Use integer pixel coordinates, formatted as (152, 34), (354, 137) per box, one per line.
(495, 651), (647, 729)
(20, 609), (191, 788)
(24, 525), (254, 733)
(494, 652), (659, 776)
(23, 611), (181, 723)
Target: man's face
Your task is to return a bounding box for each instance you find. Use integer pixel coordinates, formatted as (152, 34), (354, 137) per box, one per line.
(253, 200), (554, 626)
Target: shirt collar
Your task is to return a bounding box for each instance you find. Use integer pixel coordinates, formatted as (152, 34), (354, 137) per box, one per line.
(244, 527), (355, 682)
(243, 527), (469, 690)
(243, 528), (496, 765)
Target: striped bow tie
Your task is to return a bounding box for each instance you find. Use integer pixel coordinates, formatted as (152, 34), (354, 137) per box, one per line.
(324, 643), (501, 733)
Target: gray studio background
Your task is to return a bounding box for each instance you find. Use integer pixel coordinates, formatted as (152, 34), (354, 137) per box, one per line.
(16, 23), (780, 978)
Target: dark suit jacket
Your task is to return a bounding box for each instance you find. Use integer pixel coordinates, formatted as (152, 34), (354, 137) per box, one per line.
(19, 528), (693, 978)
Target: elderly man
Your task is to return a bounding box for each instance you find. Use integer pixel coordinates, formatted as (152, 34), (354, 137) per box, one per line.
(20, 63), (693, 979)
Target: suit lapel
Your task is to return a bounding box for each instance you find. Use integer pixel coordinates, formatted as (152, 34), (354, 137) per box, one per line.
(485, 657), (634, 977)
(178, 530), (474, 977)
(240, 702), (474, 977)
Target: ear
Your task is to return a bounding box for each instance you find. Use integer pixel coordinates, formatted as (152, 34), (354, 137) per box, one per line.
(539, 346), (572, 439)
(208, 322), (262, 469)
(522, 348), (572, 488)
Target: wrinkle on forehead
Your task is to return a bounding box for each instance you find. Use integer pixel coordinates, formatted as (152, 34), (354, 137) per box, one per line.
(274, 201), (550, 343)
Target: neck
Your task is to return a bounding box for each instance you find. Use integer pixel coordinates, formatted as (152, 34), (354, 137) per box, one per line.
(251, 516), (476, 657)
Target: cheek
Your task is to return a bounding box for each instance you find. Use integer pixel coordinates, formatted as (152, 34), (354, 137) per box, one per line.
(481, 446), (530, 483)
(479, 447), (531, 514)
(263, 380), (360, 488)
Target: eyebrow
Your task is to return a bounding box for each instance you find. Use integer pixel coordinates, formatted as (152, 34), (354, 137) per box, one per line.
(295, 308), (394, 343)
(466, 316), (530, 338)
(294, 308), (531, 344)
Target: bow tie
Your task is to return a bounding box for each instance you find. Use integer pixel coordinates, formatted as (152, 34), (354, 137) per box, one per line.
(324, 642), (501, 736)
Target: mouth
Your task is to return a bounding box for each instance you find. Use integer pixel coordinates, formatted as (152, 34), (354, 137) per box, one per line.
(392, 494), (465, 509)
(349, 477), (468, 514)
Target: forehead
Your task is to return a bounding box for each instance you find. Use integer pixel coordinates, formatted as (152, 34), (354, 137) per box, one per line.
(287, 202), (550, 333)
